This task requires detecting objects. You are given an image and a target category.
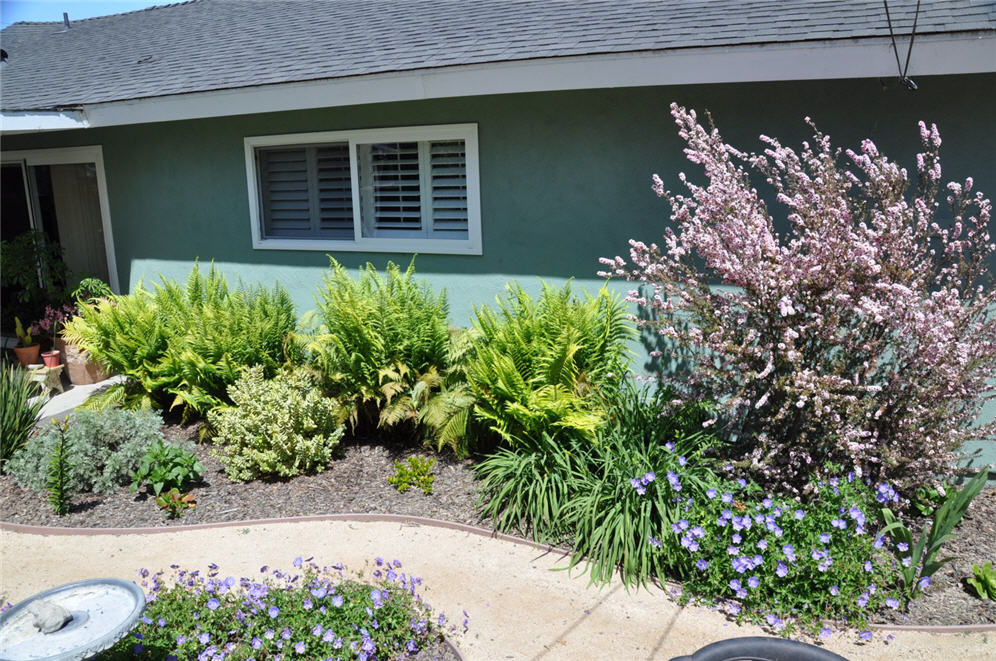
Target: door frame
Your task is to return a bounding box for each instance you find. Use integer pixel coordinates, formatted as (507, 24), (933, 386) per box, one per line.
(1, 145), (119, 292)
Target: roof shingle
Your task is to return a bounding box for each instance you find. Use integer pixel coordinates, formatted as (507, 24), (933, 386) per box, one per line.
(1, 0), (993, 110)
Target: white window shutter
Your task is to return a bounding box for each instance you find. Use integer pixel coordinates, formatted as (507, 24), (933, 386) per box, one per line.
(428, 140), (468, 238)
(258, 148), (311, 237)
(315, 144), (353, 238)
(367, 142), (422, 234)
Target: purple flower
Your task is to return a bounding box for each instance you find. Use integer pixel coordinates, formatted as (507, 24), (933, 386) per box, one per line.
(690, 526), (705, 539)
(857, 593), (869, 608)
(874, 536), (886, 549)
(648, 534), (662, 549)
(731, 533), (742, 544)
(829, 585), (839, 596)
(207, 598), (220, 611)
(737, 478), (747, 488)
(756, 539), (768, 550)
(919, 576), (931, 589)
(886, 597), (899, 609)
(294, 642), (305, 654)
(642, 472), (656, 484)
(677, 456), (687, 467)
(729, 579), (742, 591)
(696, 559), (710, 571)
(831, 518), (846, 529)
(311, 625), (323, 637)
(268, 606), (280, 618)
(293, 557), (303, 568)
(331, 595), (344, 607)
(667, 471), (682, 491)
(776, 562), (788, 577)
(864, 560), (873, 572)
(782, 544), (796, 563)
(747, 576), (760, 589)
(819, 533), (830, 544)
(665, 442), (675, 452)
(722, 493), (733, 504)
(706, 488), (718, 499)
(794, 509), (805, 520)
(252, 637), (263, 649)
(198, 633), (210, 644)
(897, 542), (909, 552)
(820, 626), (833, 638)
(859, 630), (873, 641)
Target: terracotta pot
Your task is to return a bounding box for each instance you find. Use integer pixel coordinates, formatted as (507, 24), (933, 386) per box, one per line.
(54, 338), (108, 385)
(13, 344), (40, 367)
(41, 350), (61, 367)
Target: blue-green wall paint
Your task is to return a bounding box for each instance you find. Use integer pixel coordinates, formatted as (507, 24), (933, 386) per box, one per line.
(5, 74), (994, 468)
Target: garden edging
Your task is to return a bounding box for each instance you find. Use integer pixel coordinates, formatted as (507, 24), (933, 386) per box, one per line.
(3, 514), (993, 635)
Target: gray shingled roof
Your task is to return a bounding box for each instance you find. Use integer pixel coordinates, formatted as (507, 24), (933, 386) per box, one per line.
(1, 0), (993, 110)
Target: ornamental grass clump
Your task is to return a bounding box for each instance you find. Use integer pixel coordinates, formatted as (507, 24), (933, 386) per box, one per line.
(600, 103), (996, 493)
(101, 557), (465, 660)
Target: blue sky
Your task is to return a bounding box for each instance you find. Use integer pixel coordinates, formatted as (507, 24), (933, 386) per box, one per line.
(1, 1), (161, 28)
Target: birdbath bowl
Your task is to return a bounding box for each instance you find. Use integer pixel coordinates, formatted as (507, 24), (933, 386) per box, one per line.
(0, 578), (146, 661)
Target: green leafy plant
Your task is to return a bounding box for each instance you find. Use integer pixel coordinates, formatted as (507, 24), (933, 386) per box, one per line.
(676, 472), (897, 636)
(45, 417), (72, 516)
(155, 487), (196, 518)
(467, 281), (632, 447)
(101, 558), (461, 659)
(879, 470), (987, 606)
(62, 262), (296, 418)
(70, 277), (113, 303)
(208, 366), (344, 481)
(0, 364), (44, 472)
(387, 456), (436, 494)
(0, 231), (68, 324)
(130, 438), (203, 496)
(967, 561), (996, 601)
(307, 258), (474, 452)
(911, 482), (951, 517)
(7, 408), (165, 495)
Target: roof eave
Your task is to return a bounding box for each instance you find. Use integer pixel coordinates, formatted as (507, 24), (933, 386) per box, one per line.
(0, 109), (89, 133)
(5, 32), (994, 132)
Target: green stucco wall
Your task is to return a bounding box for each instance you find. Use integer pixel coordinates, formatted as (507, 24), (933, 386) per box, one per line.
(5, 74), (995, 468)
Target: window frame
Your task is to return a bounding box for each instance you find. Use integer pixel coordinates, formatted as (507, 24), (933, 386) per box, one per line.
(244, 123), (481, 255)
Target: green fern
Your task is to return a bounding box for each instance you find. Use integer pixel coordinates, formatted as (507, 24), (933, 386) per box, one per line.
(467, 281), (633, 446)
(61, 262), (296, 419)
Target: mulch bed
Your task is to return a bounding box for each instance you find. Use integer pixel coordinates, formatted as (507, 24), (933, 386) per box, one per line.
(1, 423), (993, 628)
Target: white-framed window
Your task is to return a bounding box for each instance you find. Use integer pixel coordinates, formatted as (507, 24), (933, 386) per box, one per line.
(244, 124), (481, 255)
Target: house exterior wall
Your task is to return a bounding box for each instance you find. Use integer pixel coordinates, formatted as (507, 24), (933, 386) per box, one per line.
(5, 74), (995, 452)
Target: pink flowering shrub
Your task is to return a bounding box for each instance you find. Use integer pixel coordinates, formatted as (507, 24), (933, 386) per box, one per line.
(600, 103), (995, 493)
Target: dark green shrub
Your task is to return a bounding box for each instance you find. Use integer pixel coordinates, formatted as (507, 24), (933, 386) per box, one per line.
(0, 365), (45, 472)
(129, 437), (204, 496)
(7, 408), (165, 494)
(308, 259), (473, 453)
(207, 366), (344, 481)
(467, 281), (632, 446)
(62, 262), (296, 418)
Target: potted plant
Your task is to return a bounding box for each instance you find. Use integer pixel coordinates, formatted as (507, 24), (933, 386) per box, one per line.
(41, 348), (61, 368)
(55, 278), (114, 385)
(13, 317), (40, 367)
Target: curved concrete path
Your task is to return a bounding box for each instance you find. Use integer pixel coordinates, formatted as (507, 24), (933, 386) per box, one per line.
(1, 517), (992, 660)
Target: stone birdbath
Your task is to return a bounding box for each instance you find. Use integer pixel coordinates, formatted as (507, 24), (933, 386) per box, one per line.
(0, 578), (146, 661)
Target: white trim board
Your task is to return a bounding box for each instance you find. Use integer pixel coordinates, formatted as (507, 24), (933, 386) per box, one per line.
(0, 110), (89, 133)
(1, 146), (120, 292)
(6, 33), (994, 131)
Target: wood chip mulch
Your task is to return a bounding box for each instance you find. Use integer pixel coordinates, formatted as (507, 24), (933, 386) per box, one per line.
(1, 423), (993, 628)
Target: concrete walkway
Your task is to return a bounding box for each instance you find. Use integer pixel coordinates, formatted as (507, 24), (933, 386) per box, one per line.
(0, 518), (991, 660)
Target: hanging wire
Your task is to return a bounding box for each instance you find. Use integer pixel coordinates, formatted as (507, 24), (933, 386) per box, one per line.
(883, 0), (922, 90)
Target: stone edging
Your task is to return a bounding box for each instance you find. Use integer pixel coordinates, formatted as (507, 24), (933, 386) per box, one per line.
(3, 514), (993, 635)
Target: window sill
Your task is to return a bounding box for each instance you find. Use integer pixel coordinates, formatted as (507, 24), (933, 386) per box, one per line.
(251, 237), (482, 255)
